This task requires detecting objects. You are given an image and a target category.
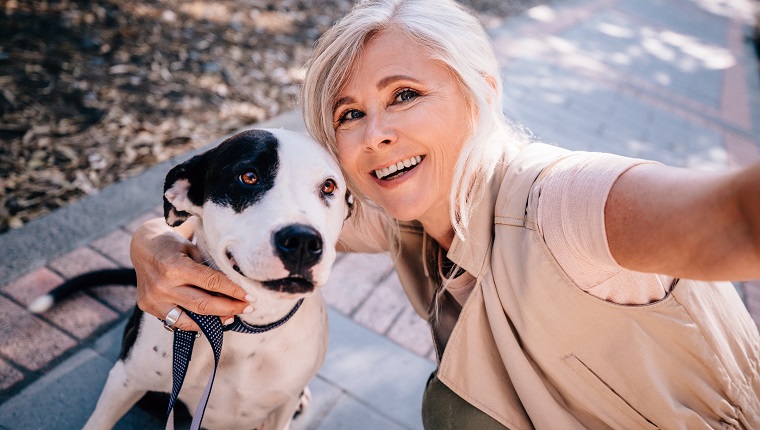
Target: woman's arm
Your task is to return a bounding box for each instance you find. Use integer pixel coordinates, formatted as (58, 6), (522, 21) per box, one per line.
(130, 217), (252, 332)
(605, 161), (760, 280)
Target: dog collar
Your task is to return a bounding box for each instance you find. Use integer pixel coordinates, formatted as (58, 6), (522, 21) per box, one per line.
(165, 298), (304, 430)
(222, 299), (303, 333)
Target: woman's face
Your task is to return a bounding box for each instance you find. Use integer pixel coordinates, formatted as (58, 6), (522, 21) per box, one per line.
(332, 29), (473, 228)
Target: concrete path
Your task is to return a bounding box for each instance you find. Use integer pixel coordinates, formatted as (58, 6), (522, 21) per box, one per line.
(1, 0), (758, 428)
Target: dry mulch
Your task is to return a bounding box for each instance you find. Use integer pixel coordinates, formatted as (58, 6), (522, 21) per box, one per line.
(0, 0), (547, 234)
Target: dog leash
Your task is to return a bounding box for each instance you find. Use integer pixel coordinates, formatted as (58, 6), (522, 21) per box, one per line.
(165, 298), (304, 430)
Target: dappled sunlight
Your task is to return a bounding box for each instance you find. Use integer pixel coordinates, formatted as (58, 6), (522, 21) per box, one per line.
(557, 51), (610, 73)
(544, 36), (611, 72)
(129, 1), (300, 32)
(615, 132), (727, 171)
(499, 14), (738, 108)
(653, 71), (672, 85)
(596, 22), (636, 39)
(592, 22), (736, 72)
(526, 4), (557, 22)
(658, 30), (735, 69)
(610, 52), (633, 65)
(686, 145), (729, 171)
(541, 92), (570, 104)
(505, 63), (603, 100)
(501, 47), (730, 171)
(692, 0), (756, 23)
(495, 34), (610, 74)
(499, 14), (736, 93)
(496, 0), (749, 193)
(546, 35), (577, 53)
(641, 34), (678, 62)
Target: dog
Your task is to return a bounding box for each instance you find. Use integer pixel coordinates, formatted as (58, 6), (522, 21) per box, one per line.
(29, 128), (352, 430)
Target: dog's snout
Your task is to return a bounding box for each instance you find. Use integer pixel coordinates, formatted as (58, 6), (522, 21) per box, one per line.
(273, 224), (323, 271)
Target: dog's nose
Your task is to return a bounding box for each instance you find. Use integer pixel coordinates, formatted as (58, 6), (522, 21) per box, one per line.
(273, 224), (323, 271)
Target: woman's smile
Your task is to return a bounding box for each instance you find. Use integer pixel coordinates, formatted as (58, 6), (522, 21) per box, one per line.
(372, 155), (424, 181)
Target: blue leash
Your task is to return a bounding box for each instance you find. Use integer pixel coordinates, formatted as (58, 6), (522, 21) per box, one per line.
(165, 298), (304, 430)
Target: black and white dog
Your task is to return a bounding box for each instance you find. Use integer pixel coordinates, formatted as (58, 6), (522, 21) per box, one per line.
(30, 129), (352, 430)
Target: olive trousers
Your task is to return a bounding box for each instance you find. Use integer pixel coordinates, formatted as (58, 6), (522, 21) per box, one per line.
(421, 371), (509, 429)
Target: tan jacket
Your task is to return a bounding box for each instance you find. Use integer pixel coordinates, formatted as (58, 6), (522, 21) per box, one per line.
(341, 143), (760, 429)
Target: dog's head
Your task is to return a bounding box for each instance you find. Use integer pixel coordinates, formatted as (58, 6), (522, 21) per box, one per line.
(163, 128), (352, 298)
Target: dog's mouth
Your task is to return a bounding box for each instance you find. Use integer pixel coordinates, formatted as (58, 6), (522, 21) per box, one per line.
(225, 249), (316, 294)
(261, 277), (315, 294)
(226, 250), (245, 276)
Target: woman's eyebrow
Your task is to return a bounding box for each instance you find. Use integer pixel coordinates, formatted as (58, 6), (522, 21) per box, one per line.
(377, 75), (421, 90)
(333, 96), (355, 113)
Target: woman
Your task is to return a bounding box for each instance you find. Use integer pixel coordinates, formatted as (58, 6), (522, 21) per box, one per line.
(132, 0), (760, 427)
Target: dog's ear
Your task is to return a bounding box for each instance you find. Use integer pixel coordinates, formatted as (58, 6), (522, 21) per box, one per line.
(163, 154), (207, 227)
(344, 190), (355, 220)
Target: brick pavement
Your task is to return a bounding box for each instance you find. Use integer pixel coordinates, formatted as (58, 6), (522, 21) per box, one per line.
(0, 0), (759, 427)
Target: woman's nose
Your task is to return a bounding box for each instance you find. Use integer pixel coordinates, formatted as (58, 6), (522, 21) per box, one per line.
(363, 112), (396, 151)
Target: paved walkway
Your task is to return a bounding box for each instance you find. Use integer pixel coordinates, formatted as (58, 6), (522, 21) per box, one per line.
(1, 0), (758, 428)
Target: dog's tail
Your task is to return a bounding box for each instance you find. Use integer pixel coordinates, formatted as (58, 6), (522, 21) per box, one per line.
(28, 268), (137, 314)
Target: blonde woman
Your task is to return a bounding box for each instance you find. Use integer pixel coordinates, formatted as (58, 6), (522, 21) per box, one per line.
(132, 0), (760, 427)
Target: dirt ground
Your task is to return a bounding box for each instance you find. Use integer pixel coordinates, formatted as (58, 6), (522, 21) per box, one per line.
(0, 0), (548, 234)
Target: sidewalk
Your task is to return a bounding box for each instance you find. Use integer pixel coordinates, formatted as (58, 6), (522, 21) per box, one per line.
(1, 0), (758, 428)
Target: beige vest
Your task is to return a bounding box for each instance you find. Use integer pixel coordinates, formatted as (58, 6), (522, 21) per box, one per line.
(391, 143), (760, 429)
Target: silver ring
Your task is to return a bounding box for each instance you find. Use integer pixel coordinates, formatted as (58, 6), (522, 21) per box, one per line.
(163, 306), (183, 332)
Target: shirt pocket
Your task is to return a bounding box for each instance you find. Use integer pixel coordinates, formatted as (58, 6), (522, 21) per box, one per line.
(563, 354), (659, 430)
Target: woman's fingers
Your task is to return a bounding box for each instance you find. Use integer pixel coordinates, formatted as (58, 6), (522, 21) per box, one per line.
(149, 285), (254, 332)
(168, 312), (199, 332)
(148, 257), (253, 332)
(174, 284), (253, 318)
(157, 299), (199, 332)
(130, 217), (255, 333)
(178, 254), (253, 305)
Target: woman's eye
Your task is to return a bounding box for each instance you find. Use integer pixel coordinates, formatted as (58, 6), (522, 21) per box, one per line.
(395, 89), (419, 103)
(321, 179), (337, 195)
(240, 170), (259, 185)
(337, 109), (364, 124)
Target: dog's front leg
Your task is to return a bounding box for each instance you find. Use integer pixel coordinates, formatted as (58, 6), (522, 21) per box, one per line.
(260, 393), (306, 430)
(83, 360), (147, 430)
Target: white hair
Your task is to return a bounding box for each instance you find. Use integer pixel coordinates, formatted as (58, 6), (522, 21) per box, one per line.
(301, 0), (527, 240)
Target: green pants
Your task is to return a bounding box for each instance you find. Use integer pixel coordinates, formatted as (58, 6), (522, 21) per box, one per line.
(421, 371), (509, 430)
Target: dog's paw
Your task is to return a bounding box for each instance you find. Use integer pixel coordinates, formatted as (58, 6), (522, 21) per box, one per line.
(293, 386), (312, 419)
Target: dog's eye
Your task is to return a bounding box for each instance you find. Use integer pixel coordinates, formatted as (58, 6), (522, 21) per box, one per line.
(240, 171), (259, 185)
(321, 179), (336, 195)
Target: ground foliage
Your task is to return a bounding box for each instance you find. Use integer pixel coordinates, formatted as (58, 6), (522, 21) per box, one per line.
(0, 0), (547, 234)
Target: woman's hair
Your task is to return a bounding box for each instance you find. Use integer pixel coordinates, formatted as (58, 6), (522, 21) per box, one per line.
(301, 0), (528, 240)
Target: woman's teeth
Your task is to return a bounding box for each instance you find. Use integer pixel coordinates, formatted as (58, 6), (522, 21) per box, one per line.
(375, 155), (422, 180)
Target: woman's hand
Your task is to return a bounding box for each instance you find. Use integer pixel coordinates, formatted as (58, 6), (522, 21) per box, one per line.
(130, 217), (253, 332)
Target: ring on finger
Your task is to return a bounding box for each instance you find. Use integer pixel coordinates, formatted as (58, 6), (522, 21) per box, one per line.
(162, 305), (183, 332)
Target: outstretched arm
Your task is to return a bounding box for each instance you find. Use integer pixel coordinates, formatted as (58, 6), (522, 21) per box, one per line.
(605, 161), (760, 281)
